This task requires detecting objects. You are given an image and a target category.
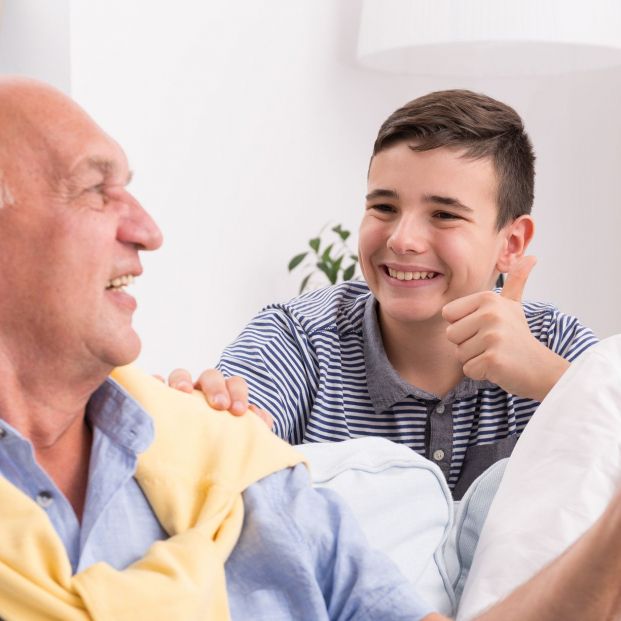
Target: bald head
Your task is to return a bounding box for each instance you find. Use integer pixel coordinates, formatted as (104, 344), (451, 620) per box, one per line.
(0, 76), (162, 380)
(0, 76), (82, 136)
(0, 77), (58, 208)
(0, 77), (121, 205)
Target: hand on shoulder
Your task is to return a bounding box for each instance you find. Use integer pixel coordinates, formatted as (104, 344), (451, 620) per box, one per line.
(157, 368), (274, 428)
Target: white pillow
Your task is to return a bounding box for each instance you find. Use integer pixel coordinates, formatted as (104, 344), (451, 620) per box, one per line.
(448, 459), (507, 603)
(457, 335), (621, 621)
(296, 437), (456, 616)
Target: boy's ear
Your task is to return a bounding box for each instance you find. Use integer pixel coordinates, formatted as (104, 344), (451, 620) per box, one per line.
(495, 215), (535, 273)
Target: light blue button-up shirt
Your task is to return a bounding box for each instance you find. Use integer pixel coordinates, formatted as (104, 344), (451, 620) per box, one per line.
(0, 380), (168, 573)
(0, 379), (432, 620)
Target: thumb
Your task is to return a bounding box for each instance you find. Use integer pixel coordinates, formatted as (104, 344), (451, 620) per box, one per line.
(500, 255), (537, 301)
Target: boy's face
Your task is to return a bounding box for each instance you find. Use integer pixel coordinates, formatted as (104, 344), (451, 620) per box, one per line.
(359, 141), (511, 329)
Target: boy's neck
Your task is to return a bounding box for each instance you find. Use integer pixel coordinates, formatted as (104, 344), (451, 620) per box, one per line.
(378, 311), (464, 399)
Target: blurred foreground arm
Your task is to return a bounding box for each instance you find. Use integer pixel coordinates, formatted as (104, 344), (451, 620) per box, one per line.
(420, 491), (621, 621)
(471, 496), (621, 620)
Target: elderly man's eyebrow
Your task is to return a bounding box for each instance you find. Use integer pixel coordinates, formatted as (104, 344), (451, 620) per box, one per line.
(365, 188), (400, 201)
(84, 157), (133, 185)
(423, 194), (473, 212)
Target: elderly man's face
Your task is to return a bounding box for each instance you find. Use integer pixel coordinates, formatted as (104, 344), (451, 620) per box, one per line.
(0, 84), (163, 374)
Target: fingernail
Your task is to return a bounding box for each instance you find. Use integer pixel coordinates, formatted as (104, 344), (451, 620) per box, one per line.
(232, 401), (245, 414)
(176, 380), (193, 393)
(212, 394), (227, 409)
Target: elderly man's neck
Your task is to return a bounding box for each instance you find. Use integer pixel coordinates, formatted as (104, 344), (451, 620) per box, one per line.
(0, 355), (108, 520)
(0, 353), (109, 432)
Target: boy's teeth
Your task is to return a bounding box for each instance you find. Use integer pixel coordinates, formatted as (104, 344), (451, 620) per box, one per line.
(387, 268), (436, 281)
(106, 274), (135, 290)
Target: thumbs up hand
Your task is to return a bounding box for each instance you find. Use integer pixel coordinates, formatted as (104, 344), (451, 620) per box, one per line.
(442, 257), (569, 401)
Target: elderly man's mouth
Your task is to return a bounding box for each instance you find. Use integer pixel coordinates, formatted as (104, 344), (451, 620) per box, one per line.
(106, 274), (135, 291)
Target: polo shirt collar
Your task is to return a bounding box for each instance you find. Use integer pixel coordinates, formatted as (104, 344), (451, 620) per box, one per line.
(362, 295), (493, 414)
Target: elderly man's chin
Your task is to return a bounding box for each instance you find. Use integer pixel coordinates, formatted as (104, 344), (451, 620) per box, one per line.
(93, 311), (142, 370)
(98, 288), (143, 367)
(101, 329), (142, 370)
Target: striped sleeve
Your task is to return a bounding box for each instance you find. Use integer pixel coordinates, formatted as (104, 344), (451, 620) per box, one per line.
(523, 301), (599, 361)
(217, 308), (319, 444)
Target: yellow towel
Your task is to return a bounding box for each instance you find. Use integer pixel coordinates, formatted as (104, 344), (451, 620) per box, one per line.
(0, 365), (305, 620)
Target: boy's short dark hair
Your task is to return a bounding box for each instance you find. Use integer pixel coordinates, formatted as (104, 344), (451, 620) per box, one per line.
(373, 90), (535, 229)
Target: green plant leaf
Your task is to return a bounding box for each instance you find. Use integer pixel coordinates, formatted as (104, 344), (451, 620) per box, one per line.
(299, 273), (312, 293)
(343, 264), (356, 281)
(317, 261), (332, 282)
(288, 252), (307, 271)
(293, 222), (358, 292)
(321, 243), (334, 262)
(329, 256), (343, 285)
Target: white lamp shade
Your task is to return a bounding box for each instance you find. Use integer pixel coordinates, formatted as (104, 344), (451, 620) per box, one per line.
(357, 0), (621, 77)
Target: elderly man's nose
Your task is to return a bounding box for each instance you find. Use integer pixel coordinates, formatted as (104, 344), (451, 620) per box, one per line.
(118, 195), (163, 251)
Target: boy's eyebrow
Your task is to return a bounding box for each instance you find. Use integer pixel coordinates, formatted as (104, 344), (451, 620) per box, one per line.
(366, 188), (400, 201)
(423, 194), (473, 212)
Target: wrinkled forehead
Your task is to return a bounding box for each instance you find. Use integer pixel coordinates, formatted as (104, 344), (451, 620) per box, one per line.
(43, 107), (130, 187)
(0, 83), (129, 187)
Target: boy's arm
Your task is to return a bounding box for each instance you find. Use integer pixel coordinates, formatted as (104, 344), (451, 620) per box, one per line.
(166, 307), (317, 442)
(443, 257), (571, 401)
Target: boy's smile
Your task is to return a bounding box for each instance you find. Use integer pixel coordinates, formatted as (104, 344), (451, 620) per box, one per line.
(359, 141), (512, 331)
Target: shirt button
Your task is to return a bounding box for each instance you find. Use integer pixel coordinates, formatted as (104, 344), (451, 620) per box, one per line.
(0, 427), (6, 438)
(36, 491), (53, 509)
(433, 449), (445, 462)
(435, 404), (445, 414)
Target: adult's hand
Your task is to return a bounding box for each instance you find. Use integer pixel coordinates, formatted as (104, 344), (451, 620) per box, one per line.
(166, 368), (273, 428)
(442, 257), (569, 401)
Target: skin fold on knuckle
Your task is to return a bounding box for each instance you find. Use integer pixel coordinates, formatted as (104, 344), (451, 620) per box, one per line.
(463, 360), (485, 381)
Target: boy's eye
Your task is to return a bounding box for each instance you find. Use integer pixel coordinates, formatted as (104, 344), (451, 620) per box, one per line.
(368, 203), (396, 214)
(433, 210), (461, 220)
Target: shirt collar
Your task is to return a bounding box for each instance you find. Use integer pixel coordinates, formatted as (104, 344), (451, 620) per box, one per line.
(0, 378), (154, 456)
(86, 378), (154, 454)
(362, 295), (493, 414)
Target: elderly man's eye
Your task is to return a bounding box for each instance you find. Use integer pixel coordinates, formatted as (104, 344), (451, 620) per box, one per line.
(82, 184), (109, 210)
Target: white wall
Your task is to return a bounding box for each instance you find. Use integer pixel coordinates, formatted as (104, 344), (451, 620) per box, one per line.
(8, 1), (621, 374)
(0, 0), (70, 91)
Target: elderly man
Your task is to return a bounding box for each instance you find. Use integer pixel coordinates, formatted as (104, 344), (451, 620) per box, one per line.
(0, 76), (620, 621)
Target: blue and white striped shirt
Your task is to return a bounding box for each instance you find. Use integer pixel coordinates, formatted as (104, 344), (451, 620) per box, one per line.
(218, 281), (598, 494)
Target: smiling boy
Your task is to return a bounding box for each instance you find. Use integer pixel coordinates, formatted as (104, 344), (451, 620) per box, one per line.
(183, 90), (597, 497)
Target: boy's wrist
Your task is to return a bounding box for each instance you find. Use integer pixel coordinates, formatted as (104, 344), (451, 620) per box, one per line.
(530, 348), (570, 402)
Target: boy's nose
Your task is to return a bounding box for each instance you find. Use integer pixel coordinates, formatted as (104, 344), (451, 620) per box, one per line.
(387, 218), (427, 255)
